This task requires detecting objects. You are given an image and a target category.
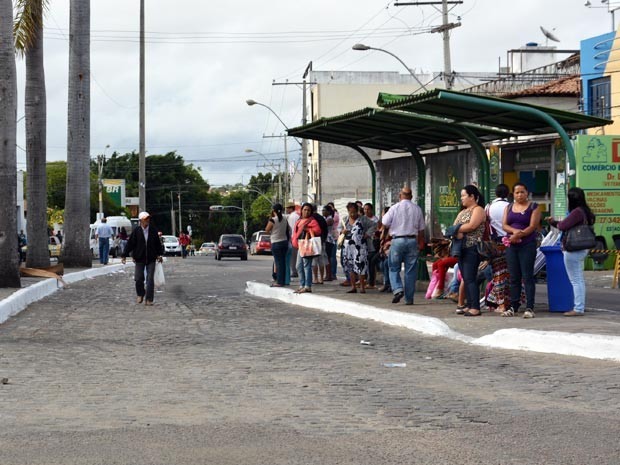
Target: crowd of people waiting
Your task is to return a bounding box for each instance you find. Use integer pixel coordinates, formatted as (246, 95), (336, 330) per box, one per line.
(264, 182), (594, 318)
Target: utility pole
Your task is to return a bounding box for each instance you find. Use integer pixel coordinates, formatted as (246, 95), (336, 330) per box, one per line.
(395, 1), (462, 90)
(170, 191), (176, 235)
(283, 135), (289, 202)
(138, 0), (146, 211)
(177, 187), (182, 236)
(97, 154), (105, 221)
(301, 61), (312, 202)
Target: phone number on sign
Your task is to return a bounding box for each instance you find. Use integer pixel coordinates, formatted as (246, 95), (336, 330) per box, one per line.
(597, 217), (620, 224)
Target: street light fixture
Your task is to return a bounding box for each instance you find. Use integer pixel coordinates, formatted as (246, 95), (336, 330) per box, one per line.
(352, 43), (429, 92)
(209, 204), (247, 240)
(585, 0), (620, 30)
(246, 100), (296, 202)
(246, 99), (290, 130)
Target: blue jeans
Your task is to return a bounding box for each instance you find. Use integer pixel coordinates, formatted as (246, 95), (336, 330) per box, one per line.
(330, 242), (338, 278)
(99, 237), (110, 264)
(296, 253), (313, 289)
(563, 249), (588, 313)
(447, 263), (460, 294)
(134, 261), (156, 302)
(458, 245), (481, 310)
(505, 240), (537, 311)
(382, 256), (391, 288)
(388, 237), (419, 304)
(271, 240), (289, 286)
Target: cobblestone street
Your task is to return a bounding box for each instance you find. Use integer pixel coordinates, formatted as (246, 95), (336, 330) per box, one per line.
(1, 257), (619, 464)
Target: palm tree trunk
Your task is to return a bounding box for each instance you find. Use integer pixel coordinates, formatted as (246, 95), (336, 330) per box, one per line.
(0, 0), (21, 287)
(25, 6), (49, 269)
(61, 0), (90, 268)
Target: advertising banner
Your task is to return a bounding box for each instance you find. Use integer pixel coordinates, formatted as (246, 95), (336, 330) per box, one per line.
(430, 152), (465, 237)
(575, 135), (620, 250)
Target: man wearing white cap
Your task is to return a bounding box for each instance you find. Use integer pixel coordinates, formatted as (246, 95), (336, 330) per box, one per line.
(121, 212), (164, 306)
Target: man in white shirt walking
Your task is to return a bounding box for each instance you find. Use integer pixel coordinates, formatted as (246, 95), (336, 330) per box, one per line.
(95, 217), (114, 265)
(380, 187), (426, 305)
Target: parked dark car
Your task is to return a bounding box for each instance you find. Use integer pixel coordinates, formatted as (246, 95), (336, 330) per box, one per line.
(215, 234), (248, 260)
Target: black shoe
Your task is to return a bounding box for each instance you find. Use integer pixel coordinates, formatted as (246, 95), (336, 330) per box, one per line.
(405, 301), (413, 305)
(392, 291), (404, 304)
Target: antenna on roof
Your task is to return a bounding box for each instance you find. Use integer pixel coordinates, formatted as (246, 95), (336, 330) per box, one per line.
(540, 26), (560, 46)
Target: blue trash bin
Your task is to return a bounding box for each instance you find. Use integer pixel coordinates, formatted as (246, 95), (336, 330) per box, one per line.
(540, 245), (574, 312)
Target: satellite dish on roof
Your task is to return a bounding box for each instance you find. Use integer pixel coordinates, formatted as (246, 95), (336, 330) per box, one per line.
(540, 26), (560, 45)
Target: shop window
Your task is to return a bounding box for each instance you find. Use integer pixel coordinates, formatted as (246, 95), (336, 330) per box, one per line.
(589, 77), (611, 119)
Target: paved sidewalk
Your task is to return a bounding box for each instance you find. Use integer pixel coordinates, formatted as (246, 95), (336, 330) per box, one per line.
(247, 270), (620, 362)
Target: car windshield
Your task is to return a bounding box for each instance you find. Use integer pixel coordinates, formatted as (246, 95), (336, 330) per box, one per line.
(258, 235), (271, 242)
(222, 236), (244, 246)
(163, 236), (177, 243)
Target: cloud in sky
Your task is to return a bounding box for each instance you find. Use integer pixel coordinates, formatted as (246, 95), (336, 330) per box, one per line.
(16, 0), (612, 186)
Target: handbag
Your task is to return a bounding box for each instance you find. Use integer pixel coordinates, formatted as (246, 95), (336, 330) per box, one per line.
(299, 230), (322, 258)
(477, 239), (503, 260)
(564, 221), (596, 252)
(336, 218), (347, 248)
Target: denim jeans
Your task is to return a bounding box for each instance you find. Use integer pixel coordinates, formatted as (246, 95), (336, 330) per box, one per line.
(388, 237), (419, 304)
(382, 256), (391, 288)
(563, 249), (588, 313)
(447, 263), (460, 294)
(99, 237), (110, 264)
(271, 240), (289, 285)
(458, 245), (481, 310)
(505, 240), (537, 311)
(330, 242), (338, 278)
(134, 261), (156, 302)
(296, 253), (313, 289)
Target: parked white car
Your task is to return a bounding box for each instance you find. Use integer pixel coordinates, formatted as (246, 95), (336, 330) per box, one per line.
(162, 235), (183, 256)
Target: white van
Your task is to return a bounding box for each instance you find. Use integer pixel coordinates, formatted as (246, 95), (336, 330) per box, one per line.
(90, 216), (133, 258)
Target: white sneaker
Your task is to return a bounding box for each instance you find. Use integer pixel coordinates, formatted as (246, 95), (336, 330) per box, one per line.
(523, 308), (535, 319)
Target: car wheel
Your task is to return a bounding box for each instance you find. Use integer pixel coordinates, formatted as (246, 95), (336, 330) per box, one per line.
(241, 254), (248, 261)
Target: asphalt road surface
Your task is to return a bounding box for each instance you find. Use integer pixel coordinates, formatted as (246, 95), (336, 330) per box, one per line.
(0, 255), (618, 464)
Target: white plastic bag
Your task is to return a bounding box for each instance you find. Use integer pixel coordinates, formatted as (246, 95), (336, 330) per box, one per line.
(154, 262), (165, 288)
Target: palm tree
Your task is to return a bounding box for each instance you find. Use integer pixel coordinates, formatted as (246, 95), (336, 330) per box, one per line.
(61, 0), (91, 267)
(15, 0), (50, 268)
(0, 0), (20, 287)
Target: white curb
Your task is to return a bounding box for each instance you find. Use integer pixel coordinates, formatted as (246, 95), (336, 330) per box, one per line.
(0, 264), (131, 325)
(246, 282), (620, 363)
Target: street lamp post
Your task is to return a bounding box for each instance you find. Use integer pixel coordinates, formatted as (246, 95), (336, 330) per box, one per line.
(246, 99), (293, 202)
(245, 148), (285, 202)
(209, 205), (247, 240)
(97, 144), (110, 221)
(352, 43), (429, 92)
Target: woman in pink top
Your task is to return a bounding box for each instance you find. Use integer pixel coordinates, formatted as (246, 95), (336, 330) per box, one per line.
(292, 203), (322, 293)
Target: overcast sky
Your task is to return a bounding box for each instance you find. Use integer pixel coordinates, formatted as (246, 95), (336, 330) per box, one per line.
(15, 0), (615, 187)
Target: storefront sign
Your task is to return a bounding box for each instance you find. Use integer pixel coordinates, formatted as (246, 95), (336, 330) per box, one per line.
(103, 179), (126, 207)
(575, 135), (620, 244)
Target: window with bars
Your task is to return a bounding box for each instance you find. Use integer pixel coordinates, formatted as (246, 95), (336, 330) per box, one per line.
(588, 76), (611, 119)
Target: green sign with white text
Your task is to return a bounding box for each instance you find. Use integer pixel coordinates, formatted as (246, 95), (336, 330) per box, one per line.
(575, 135), (620, 254)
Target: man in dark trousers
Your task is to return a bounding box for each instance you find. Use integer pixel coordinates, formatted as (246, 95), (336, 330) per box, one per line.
(121, 211), (164, 306)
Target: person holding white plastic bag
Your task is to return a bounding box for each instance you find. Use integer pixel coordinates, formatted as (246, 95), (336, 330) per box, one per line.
(121, 212), (164, 306)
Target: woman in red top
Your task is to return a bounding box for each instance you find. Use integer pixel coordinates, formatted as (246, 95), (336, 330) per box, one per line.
(292, 203), (322, 293)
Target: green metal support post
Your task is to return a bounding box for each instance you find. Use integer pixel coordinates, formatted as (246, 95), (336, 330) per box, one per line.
(350, 146), (377, 208)
(449, 126), (491, 204)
